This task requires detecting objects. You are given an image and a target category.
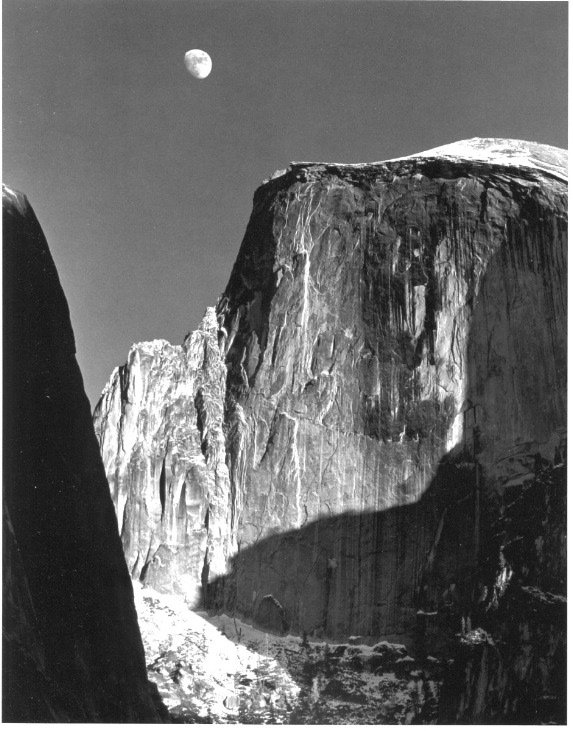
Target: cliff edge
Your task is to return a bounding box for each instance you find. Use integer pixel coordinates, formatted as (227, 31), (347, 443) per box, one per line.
(3, 185), (165, 721)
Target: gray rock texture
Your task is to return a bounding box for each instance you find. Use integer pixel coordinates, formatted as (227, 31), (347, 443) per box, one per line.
(2, 185), (165, 722)
(94, 139), (566, 722)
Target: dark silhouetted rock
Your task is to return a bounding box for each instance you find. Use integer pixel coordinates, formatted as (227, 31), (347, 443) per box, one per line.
(2, 185), (165, 722)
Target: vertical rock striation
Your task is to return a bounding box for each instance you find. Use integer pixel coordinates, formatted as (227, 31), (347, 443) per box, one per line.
(95, 309), (231, 604)
(3, 185), (164, 721)
(94, 139), (566, 721)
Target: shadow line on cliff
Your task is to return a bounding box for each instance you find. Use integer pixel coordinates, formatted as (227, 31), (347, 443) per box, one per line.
(205, 447), (480, 641)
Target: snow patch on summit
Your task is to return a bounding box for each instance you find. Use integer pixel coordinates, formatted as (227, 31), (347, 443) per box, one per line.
(280, 138), (567, 183)
(389, 137), (568, 181)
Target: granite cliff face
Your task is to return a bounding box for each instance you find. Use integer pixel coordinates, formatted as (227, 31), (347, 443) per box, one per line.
(95, 311), (231, 605)
(94, 139), (566, 721)
(3, 185), (164, 721)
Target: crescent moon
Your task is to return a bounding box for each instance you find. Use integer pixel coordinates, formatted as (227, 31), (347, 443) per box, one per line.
(184, 49), (212, 80)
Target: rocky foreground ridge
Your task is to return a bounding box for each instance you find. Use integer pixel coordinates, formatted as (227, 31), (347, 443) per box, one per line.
(3, 186), (165, 721)
(94, 139), (567, 723)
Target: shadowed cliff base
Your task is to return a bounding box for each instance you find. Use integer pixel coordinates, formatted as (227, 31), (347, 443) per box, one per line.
(206, 438), (566, 724)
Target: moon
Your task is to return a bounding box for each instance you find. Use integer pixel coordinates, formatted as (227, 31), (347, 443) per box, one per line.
(184, 49), (212, 80)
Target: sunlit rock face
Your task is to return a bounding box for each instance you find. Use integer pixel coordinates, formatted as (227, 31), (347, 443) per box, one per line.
(94, 139), (566, 663)
(3, 185), (163, 721)
(95, 310), (231, 605)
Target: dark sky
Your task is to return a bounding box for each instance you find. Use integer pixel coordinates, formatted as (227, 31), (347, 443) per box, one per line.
(4, 0), (568, 406)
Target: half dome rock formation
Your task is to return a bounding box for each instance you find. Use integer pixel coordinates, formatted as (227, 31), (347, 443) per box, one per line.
(3, 185), (164, 721)
(94, 139), (567, 722)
